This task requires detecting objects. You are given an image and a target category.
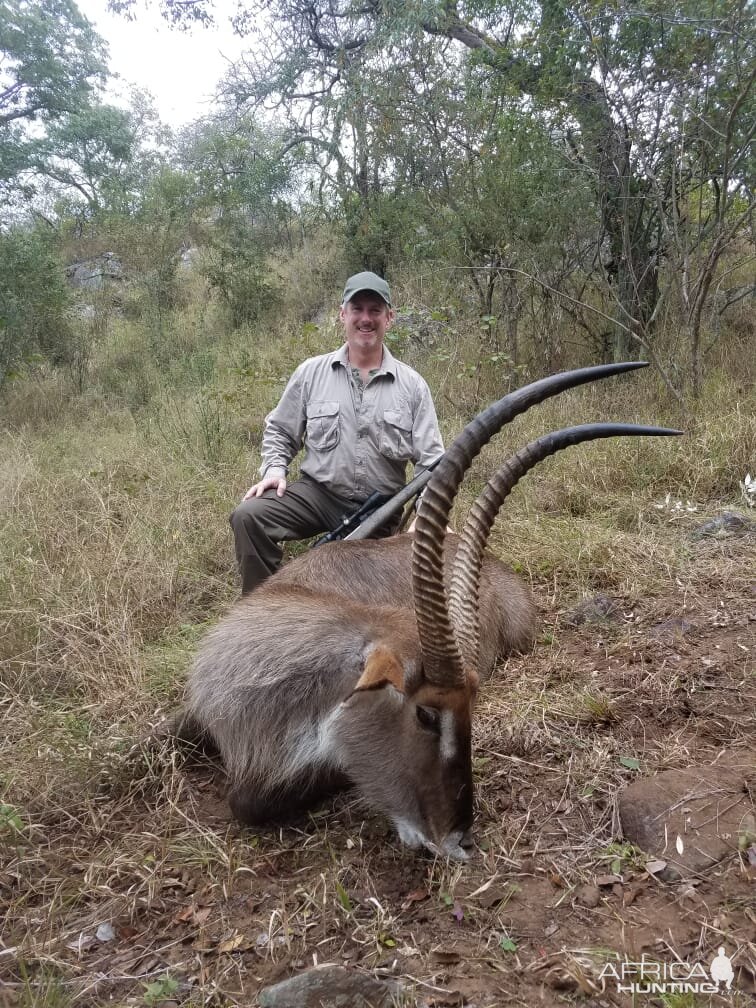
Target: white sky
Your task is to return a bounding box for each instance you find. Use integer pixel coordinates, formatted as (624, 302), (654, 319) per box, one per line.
(76, 1), (251, 127)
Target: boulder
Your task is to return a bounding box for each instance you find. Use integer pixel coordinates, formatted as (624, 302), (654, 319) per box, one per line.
(66, 252), (124, 290)
(690, 511), (756, 540)
(619, 759), (755, 880)
(563, 593), (621, 627)
(258, 965), (404, 1008)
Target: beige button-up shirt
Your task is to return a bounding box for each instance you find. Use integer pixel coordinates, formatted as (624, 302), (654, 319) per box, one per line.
(260, 344), (444, 502)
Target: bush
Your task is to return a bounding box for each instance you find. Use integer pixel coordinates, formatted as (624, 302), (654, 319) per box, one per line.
(0, 227), (74, 389)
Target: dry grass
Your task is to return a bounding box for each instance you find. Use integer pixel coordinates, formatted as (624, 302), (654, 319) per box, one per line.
(1, 312), (754, 1006)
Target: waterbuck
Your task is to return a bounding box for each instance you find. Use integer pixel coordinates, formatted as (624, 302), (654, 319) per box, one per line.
(184, 363), (680, 858)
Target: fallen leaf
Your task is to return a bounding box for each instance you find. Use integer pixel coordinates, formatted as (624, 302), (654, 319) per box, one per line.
(619, 756), (641, 771)
(95, 923), (116, 943)
(676, 835), (685, 855)
(747, 844), (756, 868)
(66, 933), (96, 953)
(162, 876), (187, 890)
(595, 873), (622, 887)
(173, 904), (211, 926)
(192, 937), (217, 952)
(477, 885), (515, 909)
(466, 875), (500, 899)
(645, 859), (667, 875)
(401, 888), (429, 911)
(217, 932), (253, 954)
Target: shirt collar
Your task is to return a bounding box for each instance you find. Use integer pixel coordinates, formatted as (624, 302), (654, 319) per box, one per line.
(332, 342), (397, 377)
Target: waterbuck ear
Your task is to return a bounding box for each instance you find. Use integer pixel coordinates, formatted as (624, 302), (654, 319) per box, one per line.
(351, 645), (405, 695)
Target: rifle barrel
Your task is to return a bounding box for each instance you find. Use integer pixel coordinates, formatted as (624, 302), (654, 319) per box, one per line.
(344, 463), (438, 541)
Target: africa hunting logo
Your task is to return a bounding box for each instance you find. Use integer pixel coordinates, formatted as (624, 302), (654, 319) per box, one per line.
(599, 947), (736, 995)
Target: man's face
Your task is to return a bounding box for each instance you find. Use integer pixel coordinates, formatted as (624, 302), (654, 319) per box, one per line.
(340, 292), (394, 356)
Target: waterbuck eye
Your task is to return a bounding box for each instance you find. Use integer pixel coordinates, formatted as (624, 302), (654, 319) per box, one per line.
(416, 705), (441, 734)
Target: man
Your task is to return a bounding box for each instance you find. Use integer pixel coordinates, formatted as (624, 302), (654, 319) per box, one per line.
(230, 271), (444, 593)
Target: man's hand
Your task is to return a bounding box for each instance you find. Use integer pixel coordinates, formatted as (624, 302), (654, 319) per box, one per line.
(407, 517), (453, 534)
(242, 476), (287, 501)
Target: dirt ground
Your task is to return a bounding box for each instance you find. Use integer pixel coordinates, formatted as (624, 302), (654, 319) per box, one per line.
(2, 533), (755, 1008)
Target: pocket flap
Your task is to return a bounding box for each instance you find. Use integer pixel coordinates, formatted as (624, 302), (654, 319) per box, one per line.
(383, 408), (411, 431)
(306, 400), (339, 419)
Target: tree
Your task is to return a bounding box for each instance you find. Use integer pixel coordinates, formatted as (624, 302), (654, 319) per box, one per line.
(26, 104), (140, 213)
(133, 1), (753, 372)
(0, 0), (106, 126)
(176, 114), (299, 325)
(0, 0), (107, 204)
(111, 0), (754, 395)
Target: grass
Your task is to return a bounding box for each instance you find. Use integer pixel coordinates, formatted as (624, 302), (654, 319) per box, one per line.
(0, 283), (754, 1006)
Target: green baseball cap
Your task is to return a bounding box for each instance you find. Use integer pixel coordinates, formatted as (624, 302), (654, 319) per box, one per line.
(342, 271), (392, 307)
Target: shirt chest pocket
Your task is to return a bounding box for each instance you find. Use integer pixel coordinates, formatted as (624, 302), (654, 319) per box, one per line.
(306, 400), (340, 451)
(380, 407), (413, 461)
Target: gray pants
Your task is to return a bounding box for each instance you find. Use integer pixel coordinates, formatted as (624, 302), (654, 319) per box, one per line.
(230, 475), (397, 594)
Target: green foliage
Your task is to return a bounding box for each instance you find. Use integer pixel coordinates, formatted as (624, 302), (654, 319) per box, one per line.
(193, 0), (752, 391)
(176, 115), (298, 327)
(0, 0), (108, 208)
(0, 0), (751, 403)
(0, 227), (72, 388)
(142, 975), (179, 1005)
(29, 103), (139, 211)
(0, 801), (24, 836)
(0, 0), (106, 126)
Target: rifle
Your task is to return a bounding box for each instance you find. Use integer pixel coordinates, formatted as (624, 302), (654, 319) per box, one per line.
(311, 454), (444, 547)
(312, 490), (393, 547)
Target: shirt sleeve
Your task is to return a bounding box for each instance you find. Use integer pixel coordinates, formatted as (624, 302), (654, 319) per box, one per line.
(410, 377), (445, 476)
(259, 366), (308, 478)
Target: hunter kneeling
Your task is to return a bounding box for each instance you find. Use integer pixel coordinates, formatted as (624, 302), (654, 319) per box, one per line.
(230, 271), (444, 594)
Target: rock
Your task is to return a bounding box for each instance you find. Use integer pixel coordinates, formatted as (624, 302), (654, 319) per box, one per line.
(95, 922), (116, 942)
(563, 594), (621, 627)
(178, 245), (201, 271)
(575, 884), (601, 908)
(619, 759), (754, 879)
(646, 616), (696, 639)
(66, 252), (124, 290)
(258, 965), (404, 1008)
(690, 511), (756, 541)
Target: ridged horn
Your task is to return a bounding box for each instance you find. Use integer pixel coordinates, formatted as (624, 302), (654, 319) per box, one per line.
(411, 361), (652, 687)
(449, 423), (684, 670)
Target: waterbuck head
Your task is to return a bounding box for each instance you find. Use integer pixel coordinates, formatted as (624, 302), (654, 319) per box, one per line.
(332, 363), (681, 859)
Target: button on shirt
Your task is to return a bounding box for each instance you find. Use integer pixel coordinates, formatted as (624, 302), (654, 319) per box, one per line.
(259, 344), (444, 501)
